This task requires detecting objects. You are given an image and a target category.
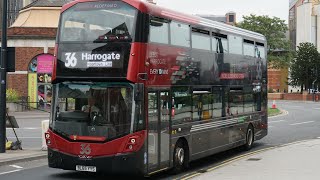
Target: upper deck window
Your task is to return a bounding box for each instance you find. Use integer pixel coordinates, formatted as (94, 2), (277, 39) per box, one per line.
(256, 42), (266, 59)
(149, 17), (169, 44)
(228, 35), (243, 55)
(243, 39), (255, 57)
(191, 28), (210, 51)
(59, 1), (137, 43)
(170, 22), (190, 48)
(212, 33), (228, 53)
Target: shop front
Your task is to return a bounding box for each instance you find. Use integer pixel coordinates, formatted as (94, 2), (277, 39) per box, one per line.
(28, 54), (54, 110)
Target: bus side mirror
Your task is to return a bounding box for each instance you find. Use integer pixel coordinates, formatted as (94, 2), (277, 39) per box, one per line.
(134, 83), (144, 102)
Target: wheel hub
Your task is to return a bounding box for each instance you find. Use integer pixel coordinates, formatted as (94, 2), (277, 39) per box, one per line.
(247, 129), (253, 146)
(177, 147), (184, 165)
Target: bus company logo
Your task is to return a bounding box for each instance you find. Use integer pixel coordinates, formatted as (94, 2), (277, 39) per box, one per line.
(78, 155), (92, 159)
(150, 68), (169, 75)
(80, 144), (91, 155)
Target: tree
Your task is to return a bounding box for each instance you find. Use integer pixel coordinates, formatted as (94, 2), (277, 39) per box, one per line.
(237, 14), (293, 69)
(289, 42), (320, 92)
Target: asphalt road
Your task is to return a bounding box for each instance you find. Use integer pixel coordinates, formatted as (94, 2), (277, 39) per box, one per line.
(2, 100), (320, 179)
(262, 100), (320, 146)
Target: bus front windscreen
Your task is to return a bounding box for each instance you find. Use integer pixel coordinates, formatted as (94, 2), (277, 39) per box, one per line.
(59, 1), (137, 43)
(51, 82), (133, 141)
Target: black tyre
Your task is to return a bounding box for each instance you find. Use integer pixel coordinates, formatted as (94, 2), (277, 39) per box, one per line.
(244, 125), (254, 151)
(172, 140), (189, 173)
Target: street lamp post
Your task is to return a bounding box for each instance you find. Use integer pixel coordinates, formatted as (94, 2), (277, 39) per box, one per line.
(0, 0), (8, 153)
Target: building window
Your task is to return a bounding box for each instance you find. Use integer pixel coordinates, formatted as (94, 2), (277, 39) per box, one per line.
(229, 15), (235, 23)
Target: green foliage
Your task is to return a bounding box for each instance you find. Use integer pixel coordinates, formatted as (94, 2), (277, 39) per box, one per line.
(268, 108), (281, 117)
(6, 88), (20, 102)
(289, 42), (320, 90)
(268, 88), (274, 93)
(237, 14), (294, 68)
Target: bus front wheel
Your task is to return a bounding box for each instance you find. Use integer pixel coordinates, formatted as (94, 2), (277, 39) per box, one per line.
(172, 140), (189, 173)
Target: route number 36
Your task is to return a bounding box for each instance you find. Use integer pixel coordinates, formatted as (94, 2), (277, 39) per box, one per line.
(65, 52), (77, 67)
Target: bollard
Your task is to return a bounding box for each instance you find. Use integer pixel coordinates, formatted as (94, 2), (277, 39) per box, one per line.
(272, 100), (277, 109)
(41, 120), (49, 151)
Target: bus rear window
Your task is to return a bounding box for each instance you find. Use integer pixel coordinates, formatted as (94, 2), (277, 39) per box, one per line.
(59, 1), (137, 43)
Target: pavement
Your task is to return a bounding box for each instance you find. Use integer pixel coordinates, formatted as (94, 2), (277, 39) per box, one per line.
(8, 110), (50, 119)
(0, 110), (49, 167)
(190, 138), (320, 180)
(0, 149), (47, 166)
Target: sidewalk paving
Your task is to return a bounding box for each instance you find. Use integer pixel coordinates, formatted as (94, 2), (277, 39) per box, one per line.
(191, 139), (320, 180)
(9, 110), (50, 119)
(0, 149), (47, 166)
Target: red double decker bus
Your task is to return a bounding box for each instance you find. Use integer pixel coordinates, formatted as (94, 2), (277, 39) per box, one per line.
(46, 0), (268, 175)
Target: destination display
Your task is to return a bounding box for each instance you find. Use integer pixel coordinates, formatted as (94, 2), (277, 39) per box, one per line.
(62, 51), (123, 69)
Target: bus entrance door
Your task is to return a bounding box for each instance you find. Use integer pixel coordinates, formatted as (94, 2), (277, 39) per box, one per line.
(147, 90), (170, 173)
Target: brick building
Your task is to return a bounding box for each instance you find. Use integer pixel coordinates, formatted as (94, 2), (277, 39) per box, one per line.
(268, 68), (289, 93)
(3, 0), (72, 109)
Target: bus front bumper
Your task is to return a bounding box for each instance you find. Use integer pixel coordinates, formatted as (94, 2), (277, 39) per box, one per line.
(48, 148), (145, 175)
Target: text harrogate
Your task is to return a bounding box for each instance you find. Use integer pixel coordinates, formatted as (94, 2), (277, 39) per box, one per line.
(82, 53), (121, 61)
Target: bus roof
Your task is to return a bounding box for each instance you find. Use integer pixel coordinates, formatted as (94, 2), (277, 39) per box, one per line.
(61, 0), (266, 42)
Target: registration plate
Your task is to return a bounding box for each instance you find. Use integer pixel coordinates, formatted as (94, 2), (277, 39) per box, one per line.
(76, 165), (97, 172)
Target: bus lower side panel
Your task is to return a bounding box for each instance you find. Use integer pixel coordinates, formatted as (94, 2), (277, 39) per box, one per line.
(189, 123), (247, 161)
(254, 128), (267, 141)
(48, 147), (146, 175)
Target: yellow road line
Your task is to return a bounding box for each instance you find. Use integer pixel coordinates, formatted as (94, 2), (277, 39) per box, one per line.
(180, 173), (202, 180)
(179, 139), (317, 179)
(181, 147), (275, 180)
(148, 167), (169, 176)
(207, 147), (275, 171)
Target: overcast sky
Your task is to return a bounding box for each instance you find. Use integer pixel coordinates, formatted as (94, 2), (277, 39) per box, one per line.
(155, 0), (289, 23)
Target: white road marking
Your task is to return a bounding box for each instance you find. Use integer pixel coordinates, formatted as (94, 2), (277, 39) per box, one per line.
(288, 106), (303, 108)
(9, 165), (23, 169)
(290, 121), (315, 126)
(269, 120), (286, 123)
(23, 127), (40, 130)
(6, 127), (40, 130)
(0, 169), (21, 175)
(6, 137), (41, 139)
(314, 108), (320, 110)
